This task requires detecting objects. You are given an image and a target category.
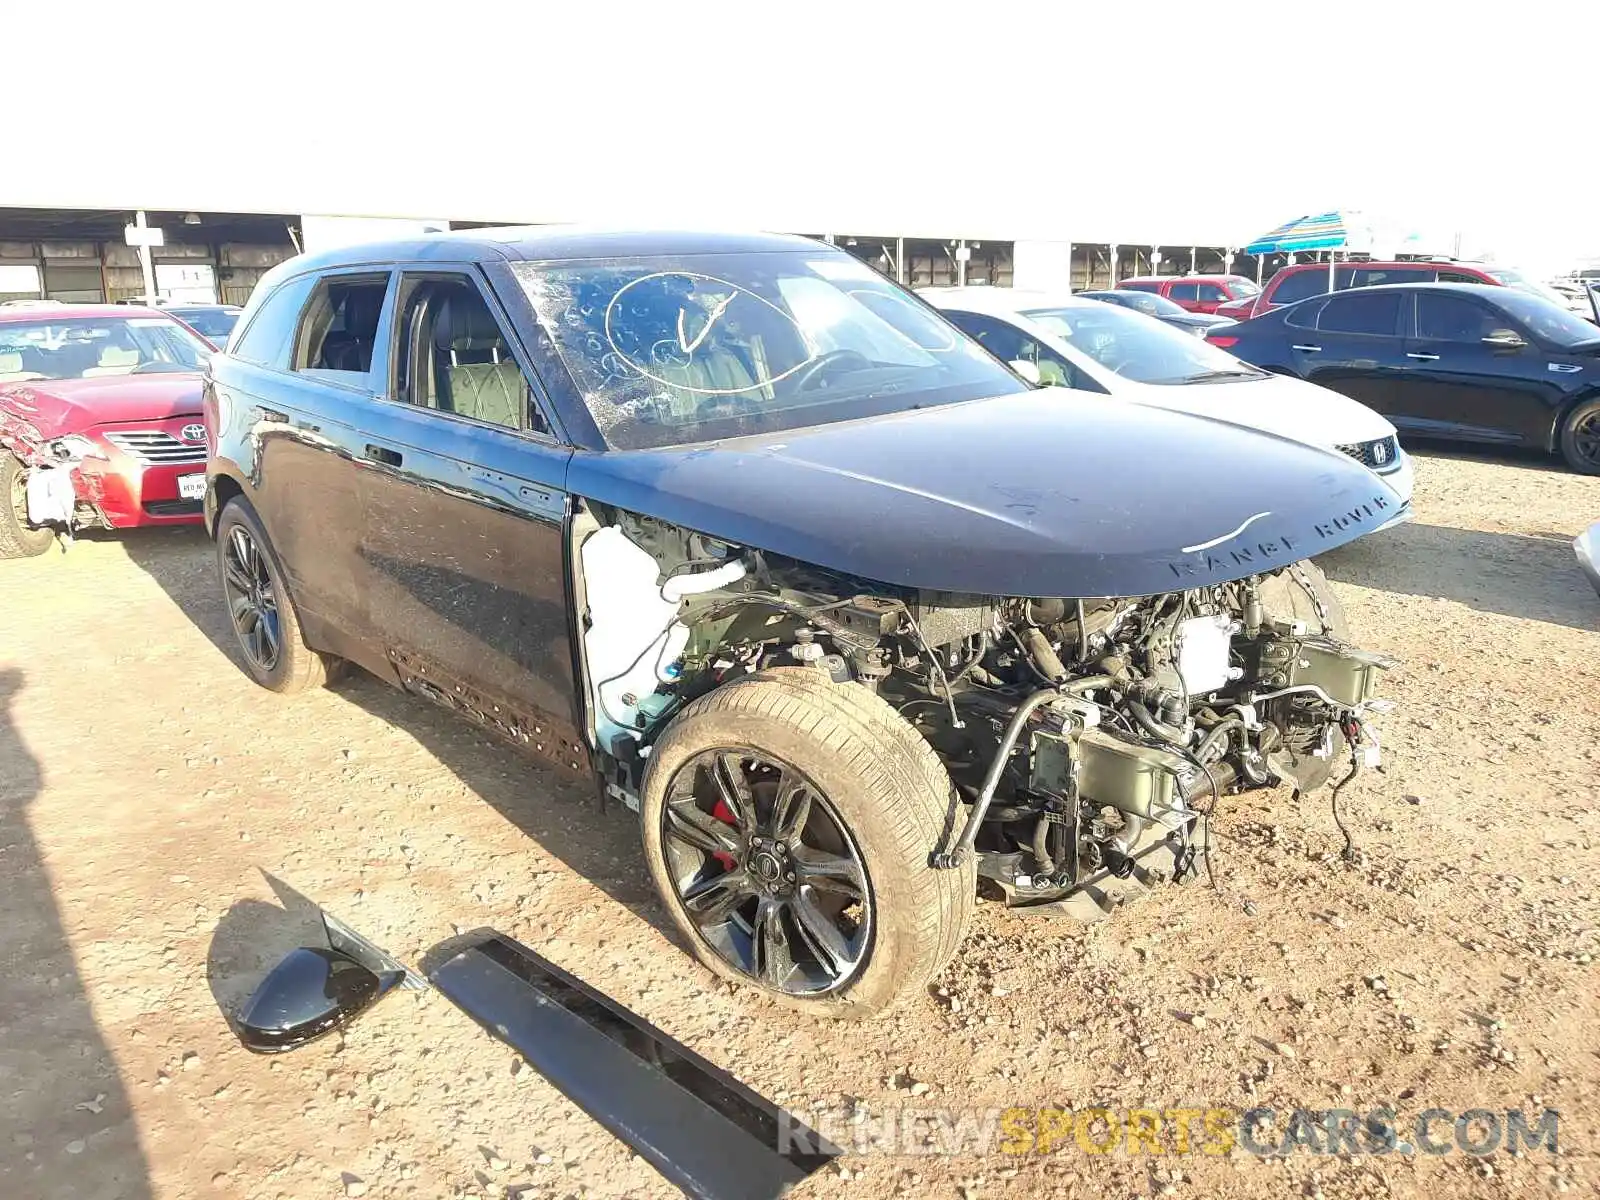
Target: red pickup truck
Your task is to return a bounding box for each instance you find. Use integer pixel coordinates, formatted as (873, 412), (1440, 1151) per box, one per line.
(1214, 260), (1528, 321)
(1114, 274), (1261, 315)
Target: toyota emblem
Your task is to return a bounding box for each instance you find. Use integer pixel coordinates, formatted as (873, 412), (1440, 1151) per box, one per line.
(180, 423), (207, 443)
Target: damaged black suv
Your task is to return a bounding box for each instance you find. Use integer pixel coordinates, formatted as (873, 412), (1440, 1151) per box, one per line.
(203, 228), (1402, 1015)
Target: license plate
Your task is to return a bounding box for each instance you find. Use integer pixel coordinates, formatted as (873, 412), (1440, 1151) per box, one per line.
(178, 474), (206, 501)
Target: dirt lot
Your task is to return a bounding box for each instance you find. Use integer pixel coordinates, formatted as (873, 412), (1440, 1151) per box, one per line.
(2, 448), (1597, 1200)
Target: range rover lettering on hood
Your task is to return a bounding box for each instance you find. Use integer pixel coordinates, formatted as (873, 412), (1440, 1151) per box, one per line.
(1167, 491), (1398, 581)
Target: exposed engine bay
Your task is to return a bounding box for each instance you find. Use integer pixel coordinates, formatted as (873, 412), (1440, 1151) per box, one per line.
(578, 507), (1395, 919)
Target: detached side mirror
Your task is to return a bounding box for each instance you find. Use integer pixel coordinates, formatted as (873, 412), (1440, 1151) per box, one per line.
(234, 946), (397, 1053)
(1009, 359), (1043, 386)
(1482, 330), (1528, 349)
(231, 910), (422, 1054)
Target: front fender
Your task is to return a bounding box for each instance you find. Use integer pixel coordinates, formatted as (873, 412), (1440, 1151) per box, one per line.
(204, 457), (256, 537)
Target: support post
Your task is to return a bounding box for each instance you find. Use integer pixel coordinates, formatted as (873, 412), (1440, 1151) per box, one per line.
(135, 210), (156, 301)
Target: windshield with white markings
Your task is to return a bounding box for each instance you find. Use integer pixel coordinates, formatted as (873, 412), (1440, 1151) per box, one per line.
(514, 253), (1025, 449)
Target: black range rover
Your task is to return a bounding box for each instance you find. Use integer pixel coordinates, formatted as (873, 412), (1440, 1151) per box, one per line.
(203, 227), (1400, 1015)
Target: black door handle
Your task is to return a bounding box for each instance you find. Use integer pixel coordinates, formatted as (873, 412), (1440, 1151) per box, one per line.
(364, 444), (403, 467)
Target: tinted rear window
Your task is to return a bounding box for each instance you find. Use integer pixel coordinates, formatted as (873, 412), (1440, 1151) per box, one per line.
(1352, 267), (1432, 288)
(1269, 269), (1332, 305)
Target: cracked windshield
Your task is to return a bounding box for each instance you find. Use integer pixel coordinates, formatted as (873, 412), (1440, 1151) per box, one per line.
(514, 253), (1025, 449)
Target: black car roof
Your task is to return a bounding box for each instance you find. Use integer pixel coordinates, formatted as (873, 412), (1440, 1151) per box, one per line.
(286, 226), (824, 272)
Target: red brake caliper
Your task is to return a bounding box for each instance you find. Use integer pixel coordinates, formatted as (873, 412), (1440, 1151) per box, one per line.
(710, 799), (739, 871)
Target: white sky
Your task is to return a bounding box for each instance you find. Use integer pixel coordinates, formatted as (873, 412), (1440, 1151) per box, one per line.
(11, 0), (1600, 273)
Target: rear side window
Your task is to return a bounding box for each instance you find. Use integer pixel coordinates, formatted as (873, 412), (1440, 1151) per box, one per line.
(1268, 269), (1330, 305)
(1437, 270), (1487, 284)
(1167, 282), (1199, 302)
(231, 274), (317, 369)
(1354, 267), (1432, 288)
(1318, 291), (1402, 336)
(1120, 281), (1160, 293)
(293, 274), (391, 383)
(1283, 298), (1329, 330)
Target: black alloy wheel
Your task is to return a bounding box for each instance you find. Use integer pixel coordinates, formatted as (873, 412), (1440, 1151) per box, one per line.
(221, 523), (283, 673)
(659, 749), (872, 997)
(1567, 406), (1600, 471)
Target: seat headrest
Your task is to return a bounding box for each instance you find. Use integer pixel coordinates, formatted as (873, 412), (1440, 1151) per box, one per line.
(434, 293), (504, 354)
(0, 352), (20, 372)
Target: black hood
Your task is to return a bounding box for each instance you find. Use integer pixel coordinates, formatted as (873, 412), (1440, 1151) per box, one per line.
(567, 391), (1406, 598)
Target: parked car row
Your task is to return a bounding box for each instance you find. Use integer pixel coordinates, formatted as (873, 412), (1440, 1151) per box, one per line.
(1206, 282), (1600, 474)
(1114, 273), (1259, 314)
(1210, 259), (1580, 323)
(1074, 289), (1234, 336)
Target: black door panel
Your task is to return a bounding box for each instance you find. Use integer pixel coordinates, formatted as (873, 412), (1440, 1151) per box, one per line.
(356, 268), (583, 765)
(1397, 292), (1566, 444)
(1287, 291), (1408, 413)
(229, 365), (373, 632)
(357, 402), (579, 746)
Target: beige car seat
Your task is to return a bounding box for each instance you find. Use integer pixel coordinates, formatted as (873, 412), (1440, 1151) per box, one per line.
(437, 298), (527, 428)
(82, 345), (142, 377)
(0, 351), (44, 383)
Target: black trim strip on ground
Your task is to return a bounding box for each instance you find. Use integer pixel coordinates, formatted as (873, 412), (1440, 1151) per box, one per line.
(429, 931), (840, 1199)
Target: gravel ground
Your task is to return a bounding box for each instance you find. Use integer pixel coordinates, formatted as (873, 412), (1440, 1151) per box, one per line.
(1, 447), (1596, 1200)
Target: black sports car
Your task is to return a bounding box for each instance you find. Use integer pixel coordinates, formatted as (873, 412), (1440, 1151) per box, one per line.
(1077, 289), (1236, 336)
(1209, 282), (1600, 474)
(202, 228), (1401, 1015)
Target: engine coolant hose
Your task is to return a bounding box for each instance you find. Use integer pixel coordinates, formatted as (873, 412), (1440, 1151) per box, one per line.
(1196, 717), (1244, 763)
(933, 687), (1060, 869)
(1128, 699), (1187, 746)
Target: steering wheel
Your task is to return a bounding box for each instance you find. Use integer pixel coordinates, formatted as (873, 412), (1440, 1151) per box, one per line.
(791, 348), (873, 392)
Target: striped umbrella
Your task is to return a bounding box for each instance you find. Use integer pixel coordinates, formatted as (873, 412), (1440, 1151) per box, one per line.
(1242, 211), (1356, 256)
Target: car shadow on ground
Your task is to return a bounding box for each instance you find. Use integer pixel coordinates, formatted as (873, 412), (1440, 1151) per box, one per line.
(204, 874), (344, 1029)
(119, 529), (682, 959)
(0, 668), (153, 1200)
(111, 526), (239, 662)
(329, 671), (678, 941)
(1318, 520), (1595, 631)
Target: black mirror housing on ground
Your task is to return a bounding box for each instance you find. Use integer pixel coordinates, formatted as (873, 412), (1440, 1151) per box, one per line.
(229, 909), (424, 1054)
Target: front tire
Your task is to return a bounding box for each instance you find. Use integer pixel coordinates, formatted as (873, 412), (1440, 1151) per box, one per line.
(0, 453), (56, 560)
(1559, 398), (1600, 476)
(214, 497), (336, 695)
(641, 668), (974, 1017)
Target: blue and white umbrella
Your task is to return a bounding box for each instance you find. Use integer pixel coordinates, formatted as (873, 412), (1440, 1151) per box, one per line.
(1242, 211), (1359, 256)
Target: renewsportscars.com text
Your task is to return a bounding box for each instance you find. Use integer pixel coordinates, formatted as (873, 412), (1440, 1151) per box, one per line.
(779, 1105), (1559, 1158)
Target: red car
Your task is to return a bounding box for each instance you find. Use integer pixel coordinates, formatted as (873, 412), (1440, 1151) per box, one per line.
(1212, 260), (1538, 322)
(0, 304), (213, 558)
(1114, 274), (1261, 314)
